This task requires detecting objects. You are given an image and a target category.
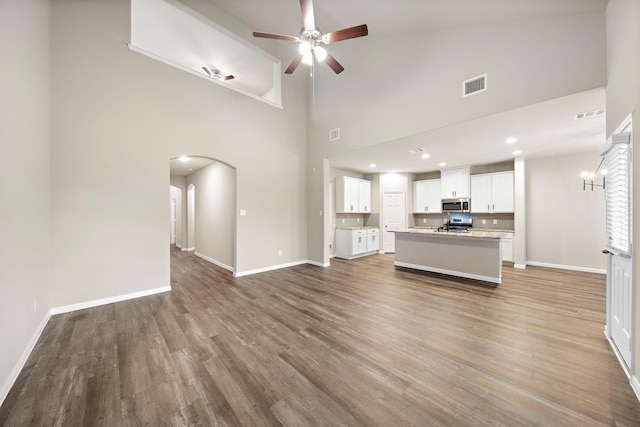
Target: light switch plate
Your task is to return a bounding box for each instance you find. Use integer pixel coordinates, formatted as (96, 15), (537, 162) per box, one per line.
(240, 209), (247, 216)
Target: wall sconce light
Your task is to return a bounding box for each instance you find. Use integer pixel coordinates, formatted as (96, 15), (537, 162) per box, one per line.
(581, 157), (606, 191)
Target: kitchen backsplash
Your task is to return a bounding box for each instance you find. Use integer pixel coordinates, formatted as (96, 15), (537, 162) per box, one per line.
(412, 212), (514, 231)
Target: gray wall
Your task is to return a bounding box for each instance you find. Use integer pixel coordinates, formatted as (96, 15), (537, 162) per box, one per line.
(49, 0), (307, 307)
(605, 0), (640, 384)
(526, 151), (606, 271)
(188, 162), (235, 270)
(309, 11), (607, 264)
(0, 0), (52, 401)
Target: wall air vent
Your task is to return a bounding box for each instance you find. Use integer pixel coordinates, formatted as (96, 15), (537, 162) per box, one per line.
(574, 109), (606, 120)
(463, 74), (487, 97)
(329, 128), (340, 141)
(408, 148), (426, 154)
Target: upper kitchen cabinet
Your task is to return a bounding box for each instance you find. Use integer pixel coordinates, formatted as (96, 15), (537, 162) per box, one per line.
(336, 176), (372, 213)
(441, 167), (470, 198)
(471, 171), (514, 213)
(413, 179), (442, 213)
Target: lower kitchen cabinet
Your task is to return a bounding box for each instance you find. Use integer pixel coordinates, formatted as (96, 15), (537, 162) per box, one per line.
(335, 228), (379, 259)
(501, 233), (514, 262)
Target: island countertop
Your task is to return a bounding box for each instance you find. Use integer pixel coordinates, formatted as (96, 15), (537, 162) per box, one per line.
(399, 228), (511, 240)
(394, 229), (503, 284)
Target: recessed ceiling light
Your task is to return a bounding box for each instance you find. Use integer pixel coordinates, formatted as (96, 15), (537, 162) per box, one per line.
(506, 137), (517, 144)
(369, 163), (376, 168)
(513, 150), (522, 156)
(179, 156), (189, 162)
(421, 153), (430, 159)
(439, 162), (447, 167)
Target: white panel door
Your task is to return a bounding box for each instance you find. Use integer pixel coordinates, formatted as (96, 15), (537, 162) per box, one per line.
(610, 254), (633, 366)
(383, 192), (405, 253)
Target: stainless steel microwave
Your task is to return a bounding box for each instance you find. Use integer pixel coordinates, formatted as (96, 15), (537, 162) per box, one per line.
(442, 198), (470, 212)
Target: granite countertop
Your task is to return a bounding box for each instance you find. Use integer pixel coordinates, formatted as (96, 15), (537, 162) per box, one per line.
(398, 228), (510, 240)
(335, 226), (380, 230)
(410, 226), (515, 233)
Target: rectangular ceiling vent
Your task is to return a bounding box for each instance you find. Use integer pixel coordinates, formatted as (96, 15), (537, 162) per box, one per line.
(574, 109), (606, 120)
(329, 128), (340, 141)
(463, 74), (487, 97)
(408, 148), (426, 154)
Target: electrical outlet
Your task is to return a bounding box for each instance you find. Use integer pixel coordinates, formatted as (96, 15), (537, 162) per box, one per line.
(423, 218), (427, 224)
(278, 249), (282, 256)
(319, 210), (323, 216)
(482, 219), (486, 224)
(342, 218), (345, 224)
(493, 219), (498, 225)
(329, 244), (332, 249)
(357, 218), (360, 223)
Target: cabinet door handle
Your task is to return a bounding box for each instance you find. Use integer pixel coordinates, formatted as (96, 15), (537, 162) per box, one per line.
(488, 204), (490, 210)
(364, 206), (368, 211)
(492, 204), (495, 211)
(425, 206), (428, 212)
(350, 205), (353, 211)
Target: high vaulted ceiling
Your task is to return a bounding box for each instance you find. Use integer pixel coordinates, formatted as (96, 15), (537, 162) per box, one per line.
(182, 0), (609, 173)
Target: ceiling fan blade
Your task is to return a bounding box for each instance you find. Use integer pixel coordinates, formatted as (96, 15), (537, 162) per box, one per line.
(285, 54), (304, 74)
(325, 24), (368, 43)
(300, 0), (315, 30)
(223, 75), (234, 81)
(202, 66), (212, 76)
(253, 32), (297, 42)
(323, 52), (345, 74)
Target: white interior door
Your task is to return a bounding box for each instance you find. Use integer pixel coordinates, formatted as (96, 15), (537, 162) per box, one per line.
(604, 121), (633, 369)
(382, 192), (405, 253)
(170, 198), (176, 244)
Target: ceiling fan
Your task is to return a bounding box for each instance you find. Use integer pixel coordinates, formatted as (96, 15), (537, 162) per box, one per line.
(202, 66), (234, 81)
(253, 0), (368, 75)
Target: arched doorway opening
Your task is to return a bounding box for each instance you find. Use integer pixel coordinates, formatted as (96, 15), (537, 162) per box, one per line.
(169, 155), (236, 273)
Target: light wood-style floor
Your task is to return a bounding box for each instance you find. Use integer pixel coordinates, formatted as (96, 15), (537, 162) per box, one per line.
(1, 247), (640, 426)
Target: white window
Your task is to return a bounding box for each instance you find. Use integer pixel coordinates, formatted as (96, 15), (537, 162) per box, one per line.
(603, 131), (632, 254)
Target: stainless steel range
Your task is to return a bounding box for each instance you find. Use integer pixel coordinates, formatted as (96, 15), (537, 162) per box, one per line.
(439, 217), (473, 232)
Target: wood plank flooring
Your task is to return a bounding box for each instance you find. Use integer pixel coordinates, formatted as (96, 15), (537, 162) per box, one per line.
(1, 247), (640, 426)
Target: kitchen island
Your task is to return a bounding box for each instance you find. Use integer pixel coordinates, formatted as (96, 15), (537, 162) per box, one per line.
(394, 228), (506, 284)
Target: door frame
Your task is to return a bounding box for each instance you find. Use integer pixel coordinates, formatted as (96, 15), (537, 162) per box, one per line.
(605, 112), (635, 377)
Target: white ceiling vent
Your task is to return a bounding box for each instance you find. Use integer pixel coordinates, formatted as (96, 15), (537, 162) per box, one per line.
(408, 148), (426, 154)
(574, 109), (606, 120)
(463, 74), (487, 97)
(329, 128), (341, 141)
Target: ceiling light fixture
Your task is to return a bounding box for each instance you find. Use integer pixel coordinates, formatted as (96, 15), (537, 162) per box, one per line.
(421, 153), (430, 159)
(369, 163), (376, 168)
(512, 150), (522, 156)
(581, 158), (606, 191)
(314, 46), (327, 62)
(506, 137), (517, 144)
(439, 162), (447, 167)
(179, 156), (189, 162)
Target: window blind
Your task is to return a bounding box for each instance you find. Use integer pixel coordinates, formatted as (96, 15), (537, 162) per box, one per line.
(604, 131), (632, 254)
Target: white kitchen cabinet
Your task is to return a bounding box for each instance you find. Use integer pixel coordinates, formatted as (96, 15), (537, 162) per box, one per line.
(470, 171), (514, 213)
(335, 228), (379, 259)
(441, 167), (470, 198)
(366, 228), (380, 252)
(413, 179), (442, 213)
(335, 176), (372, 213)
(501, 233), (514, 262)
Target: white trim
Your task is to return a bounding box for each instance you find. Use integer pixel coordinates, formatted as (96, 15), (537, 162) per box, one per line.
(394, 261), (501, 284)
(234, 260), (309, 278)
(526, 261), (606, 275)
(307, 260), (330, 268)
(0, 312), (51, 407)
(194, 251), (234, 272)
(184, 247), (195, 251)
(127, 44), (283, 109)
(631, 376), (640, 402)
(514, 263), (527, 269)
(175, 243), (182, 249)
(50, 286), (171, 315)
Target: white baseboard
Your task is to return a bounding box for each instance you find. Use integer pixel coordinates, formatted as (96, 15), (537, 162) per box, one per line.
(194, 252), (234, 272)
(184, 247), (195, 251)
(234, 260), (309, 277)
(394, 261), (501, 284)
(526, 261), (606, 275)
(514, 263), (527, 269)
(307, 260), (330, 268)
(0, 312), (51, 407)
(50, 286), (171, 315)
(631, 376), (640, 402)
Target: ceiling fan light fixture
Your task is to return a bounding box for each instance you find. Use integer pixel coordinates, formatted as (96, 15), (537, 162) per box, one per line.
(302, 52), (313, 65)
(314, 46), (327, 62)
(298, 41), (312, 55)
